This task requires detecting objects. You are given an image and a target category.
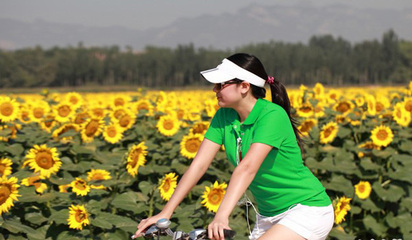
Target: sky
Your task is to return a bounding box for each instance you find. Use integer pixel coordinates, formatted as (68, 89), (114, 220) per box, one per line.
(2, 0), (412, 30)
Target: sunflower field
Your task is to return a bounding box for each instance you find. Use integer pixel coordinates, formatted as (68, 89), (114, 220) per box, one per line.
(0, 82), (412, 240)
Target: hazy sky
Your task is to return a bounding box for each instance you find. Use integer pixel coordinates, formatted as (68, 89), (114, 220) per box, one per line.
(2, 0), (412, 30)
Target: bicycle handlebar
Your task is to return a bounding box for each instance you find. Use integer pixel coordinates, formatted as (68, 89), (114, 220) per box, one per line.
(138, 218), (236, 240)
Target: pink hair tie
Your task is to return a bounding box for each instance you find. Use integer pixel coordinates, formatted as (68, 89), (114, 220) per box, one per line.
(267, 76), (275, 85)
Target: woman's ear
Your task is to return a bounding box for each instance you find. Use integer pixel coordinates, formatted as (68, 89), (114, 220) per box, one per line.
(240, 81), (251, 94)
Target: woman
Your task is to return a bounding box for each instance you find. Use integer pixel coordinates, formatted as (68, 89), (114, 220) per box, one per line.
(132, 53), (334, 240)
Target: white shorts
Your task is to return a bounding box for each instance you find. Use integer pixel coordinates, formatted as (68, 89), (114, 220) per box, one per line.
(249, 204), (334, 240)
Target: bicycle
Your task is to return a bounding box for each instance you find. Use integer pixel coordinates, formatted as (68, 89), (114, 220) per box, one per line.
(134, 218), (236, 240)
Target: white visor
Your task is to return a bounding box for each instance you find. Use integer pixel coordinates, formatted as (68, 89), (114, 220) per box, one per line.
(200, 59), (266, 87)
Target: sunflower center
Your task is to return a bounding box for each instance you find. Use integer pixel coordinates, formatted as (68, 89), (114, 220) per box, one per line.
(58, 105), (71, 117)
(323, 126), (334, 138)
(107, 126), (117, 137)
(358, 184), (365, 193)
(0, 184), (12, 204)
(85, 120), (100, 137)
(91, 173), (104, 180)
(377, 129), (388, 140)
(395, 109), (402, 118)
(138, 103), (149, 111)
(163, 120), (174, 130)
(405, 101), (412, 112)
(114, 110), (125, 119)
(0, 164), (6, 176)
(185, 139), (201, 153)
(337, 102), (350, 113)
(33, 108), (44, 118)
(162, 180), (171, 192)
(130, 149), (142, 168)
(0, 102), (13, 117)
(69, 96), (79, 105)
(35, 151), (54, 169)
(300, 105), (313, 113)
(93, 108), (104, 118)
(74, 180), (87, 190)
(114, 98), (125, 107)
(75, 113), (89, 124)
(300, 121), (315, 132)
(22, 111), (30, 121)
(208, 189), (223, 205)
(75, 210), (87, 222)
(119, 115), (131, 128)
(193, 124), (207, 134)
(376, 102), (384, 112)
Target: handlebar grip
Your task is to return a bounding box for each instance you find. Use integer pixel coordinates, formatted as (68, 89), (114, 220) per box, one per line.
(223, 229), (236, 239)
(204, 229), (236, 239)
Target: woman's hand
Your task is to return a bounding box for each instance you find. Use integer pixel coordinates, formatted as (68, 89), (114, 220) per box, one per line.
(207, 216), (231, 240)
(131, 213), (169, 239)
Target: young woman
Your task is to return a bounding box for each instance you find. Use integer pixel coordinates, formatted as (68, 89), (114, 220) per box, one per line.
(132, 53), (334, 240)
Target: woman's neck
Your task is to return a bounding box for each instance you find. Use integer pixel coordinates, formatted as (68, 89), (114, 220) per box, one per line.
(233, 97), (257, 123)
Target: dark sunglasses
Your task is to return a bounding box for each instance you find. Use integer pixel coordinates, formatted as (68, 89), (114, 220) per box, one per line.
(214, 79), (243, 91)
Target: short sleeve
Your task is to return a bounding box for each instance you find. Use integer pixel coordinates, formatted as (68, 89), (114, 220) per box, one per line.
(204, 108), (224, 145)
(252, 109), (292, 149)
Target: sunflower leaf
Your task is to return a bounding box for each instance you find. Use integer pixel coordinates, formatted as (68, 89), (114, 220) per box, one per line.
(1, 218), (44, 238)
(111, 192), (141, 212)
(372, 182), (405, 202)
(91, 217), (113, 229)
(362, 215), (387, 236)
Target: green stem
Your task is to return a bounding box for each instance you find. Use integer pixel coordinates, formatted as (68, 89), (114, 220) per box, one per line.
(148, 187), (156, 217)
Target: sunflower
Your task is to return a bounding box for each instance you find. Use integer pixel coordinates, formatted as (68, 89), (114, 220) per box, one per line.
(89, 104), (107, 119)
(111, 95), (131, 108)
(402, 97), (412, 114)
(354, 181), (372, 200)
(392, 102), (411, 127)
(205, 99), (219, 118)
(370, 125), (393, 147)
(67, 204), (90, 230)
(201, 181), (227, 213)
(0, 124), (21, 142)
(52, 123), (79, 143)
(158, 172), (178, 201)
(180, 133), (204, 159)
(23, 144), (61, 178)
(0, 96), (20, 122)
(190, 121), (210, 135)
(102, 123), (124, 144)
(355, 96), (365, 107)
(157, 115), (180, 137)
(73, 111), (90, 126)
(333, 100), (354, 116)
(320, 122), (339, 144)
(134, 99), (154, 116)
(313, 82), (325, 98)
(333, 196), (351, 224)
(314, 102), (326, 118)
(71, 178), (90, 196)
(0, 176), (20, 214)
(21, 175), (47, 194)
(80, 118), (105, 143)
(87, 169), (111, 189)
(0, 157), (13, 178)
(65, 92), (83, 110)
(375, 96), (390, 113)
(366, 95), (376, 116)
(28, 100), (50, 123)
(298, 119), (317, 137)
(116, 110), (136, 131)
(126, 142), (148, 177)
(40, 113), (57, 133)
(296, 102), (314, 118)
(53, 101), (75, 123)
(326, 90), (340, 103)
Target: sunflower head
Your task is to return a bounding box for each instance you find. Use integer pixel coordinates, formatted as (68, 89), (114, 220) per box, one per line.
(354, 181), (372, 200)
(81, 118), (104, 143)
(298, 119), (317, 137)
(23, 144), (61, 178)
(158, 173), (178, 201)
(333, 196), (351, 224)
(0, 157), (13, 178)
(157, 115), (180, 137)
(0, 177), (21, 214)
(103, 123), (124, 144)
(67, 204), (90, 230)
(201, 181), (227, 213)
(320, 121), (339, 144)
(126, 142), (148, 177)
(370, 125), (394, 147)
(0, 96), (20, 123)
(71, 178), (90, 196)
(180, 133), (204, 159)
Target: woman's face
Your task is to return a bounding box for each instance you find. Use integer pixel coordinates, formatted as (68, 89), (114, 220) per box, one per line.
(213, 81), (250, 108)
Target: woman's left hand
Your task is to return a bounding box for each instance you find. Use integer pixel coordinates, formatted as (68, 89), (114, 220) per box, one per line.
(207, 216), (231, 240)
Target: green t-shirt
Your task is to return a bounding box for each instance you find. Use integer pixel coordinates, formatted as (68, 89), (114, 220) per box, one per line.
(204, 98), (331, 216)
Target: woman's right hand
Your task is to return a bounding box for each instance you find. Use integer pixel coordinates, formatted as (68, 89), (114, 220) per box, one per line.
(131, 214), (169, 239)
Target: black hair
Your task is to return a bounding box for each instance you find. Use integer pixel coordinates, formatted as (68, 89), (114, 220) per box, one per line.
(226, 53), (304, 152)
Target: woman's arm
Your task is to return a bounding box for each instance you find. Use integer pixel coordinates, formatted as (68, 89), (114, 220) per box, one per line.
(208, 142), (272, 240)
(133, 138), (221, 238)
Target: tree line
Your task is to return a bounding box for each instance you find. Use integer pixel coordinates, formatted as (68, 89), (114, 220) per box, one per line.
(1, 30), (411, 89)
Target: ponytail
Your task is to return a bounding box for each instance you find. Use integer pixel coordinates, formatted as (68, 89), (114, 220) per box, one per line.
(268, 78), (304, 153)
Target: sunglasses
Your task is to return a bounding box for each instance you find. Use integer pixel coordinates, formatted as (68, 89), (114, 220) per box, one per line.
(214, 79), (243, 91)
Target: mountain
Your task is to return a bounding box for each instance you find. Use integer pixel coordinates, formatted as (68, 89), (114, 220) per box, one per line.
(1, 3), (411, 50)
